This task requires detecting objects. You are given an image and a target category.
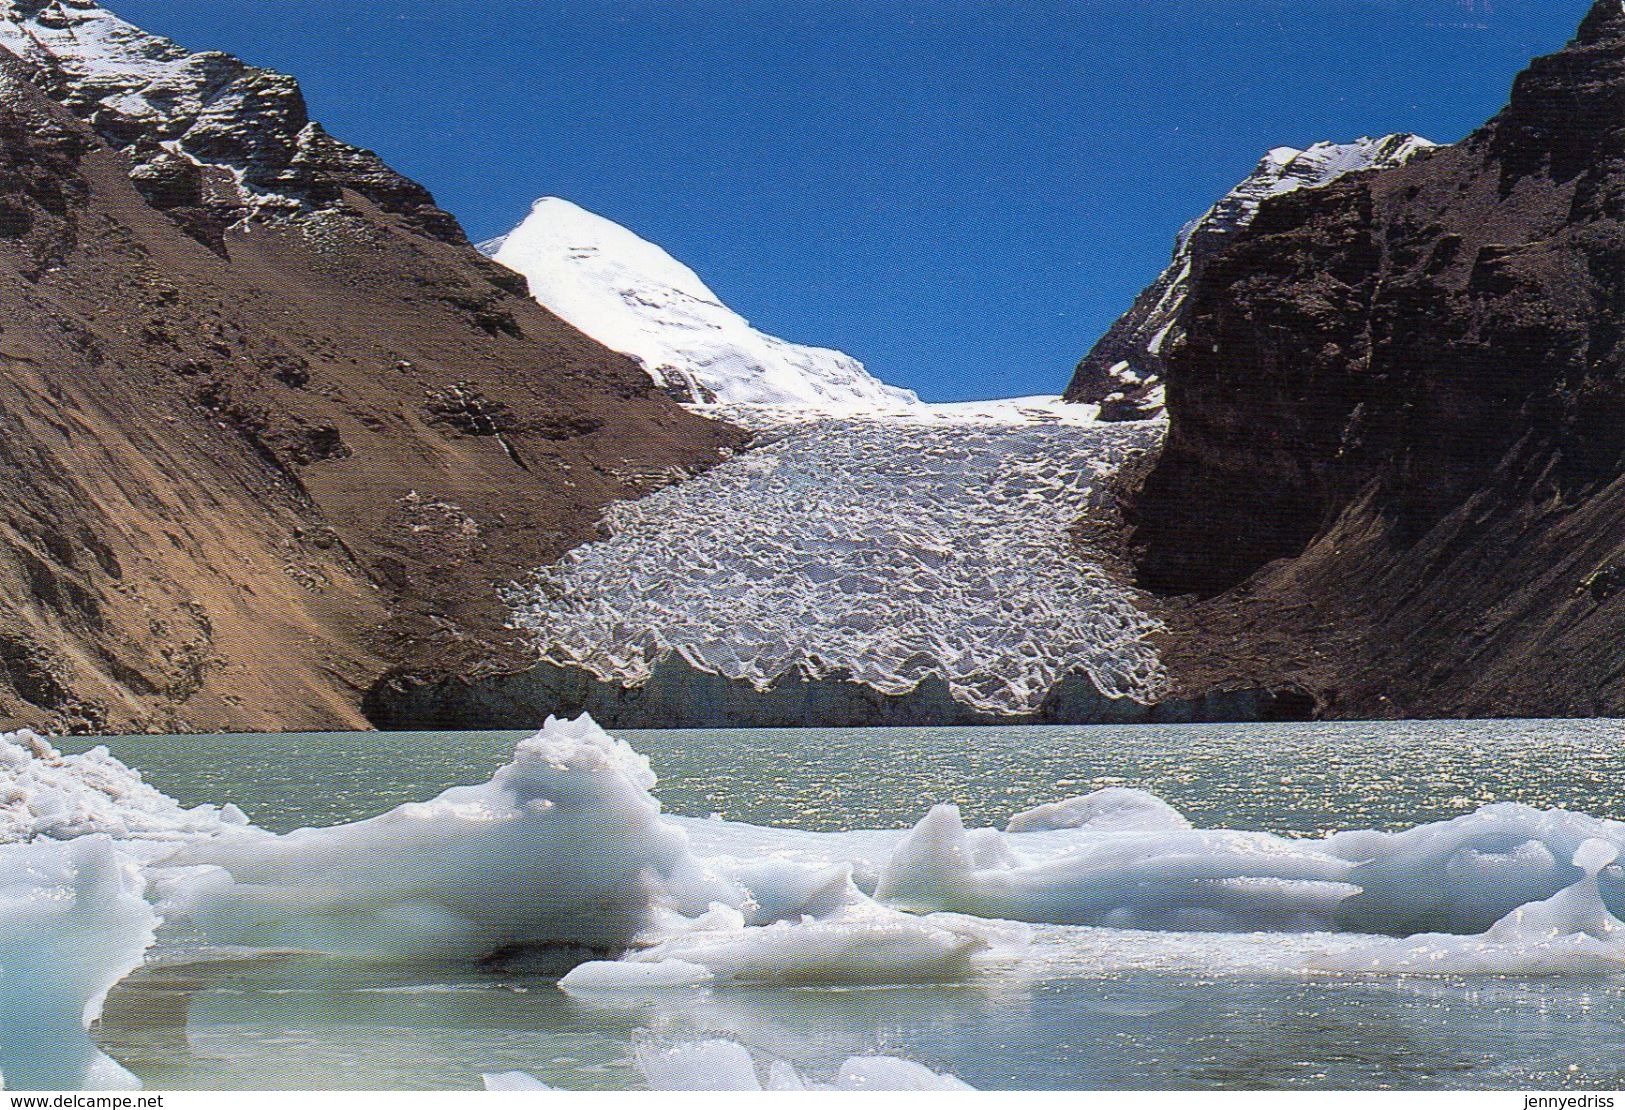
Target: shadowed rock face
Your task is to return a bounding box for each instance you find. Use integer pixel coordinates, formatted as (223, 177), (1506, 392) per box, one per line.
(0, 6), (743, 733)
(1065, 135), (1435, 422)
(1130, 0), (1625, 718)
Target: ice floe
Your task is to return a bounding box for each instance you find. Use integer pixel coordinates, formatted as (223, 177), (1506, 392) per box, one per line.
(10, 715), (1625, 1089)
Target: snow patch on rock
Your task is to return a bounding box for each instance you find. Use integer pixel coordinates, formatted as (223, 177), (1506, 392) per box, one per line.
(0, 0), (446, 229)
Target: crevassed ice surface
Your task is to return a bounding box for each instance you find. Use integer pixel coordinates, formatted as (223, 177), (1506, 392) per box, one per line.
(506, 407), (1168, 714)
(484, 197), (921, 411)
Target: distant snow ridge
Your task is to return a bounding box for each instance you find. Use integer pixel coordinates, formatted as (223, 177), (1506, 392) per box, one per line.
(484, 197), (921, 412)
(507, 410), (1167, 714)
(1067, 133), (1435, 419)
(0, 0), (450, 229)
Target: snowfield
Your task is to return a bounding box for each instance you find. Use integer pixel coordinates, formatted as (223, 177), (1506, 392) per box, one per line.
(506, 403), (1169, 715)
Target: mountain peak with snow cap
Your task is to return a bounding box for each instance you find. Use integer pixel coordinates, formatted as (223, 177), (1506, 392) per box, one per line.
(1065, 133), (1435, 420)
(485, 196), (921, 413)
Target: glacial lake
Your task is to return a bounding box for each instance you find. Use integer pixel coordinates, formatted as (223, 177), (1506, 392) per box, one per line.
(56, 719), (1625, 1090)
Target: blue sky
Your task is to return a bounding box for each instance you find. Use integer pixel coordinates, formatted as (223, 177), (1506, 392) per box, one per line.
(115, 1), (1592, 402)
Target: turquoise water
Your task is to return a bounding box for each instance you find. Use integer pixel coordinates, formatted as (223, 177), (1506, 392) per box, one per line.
(63, 719), (1625, 1090)
(63, 717), (1625, 836)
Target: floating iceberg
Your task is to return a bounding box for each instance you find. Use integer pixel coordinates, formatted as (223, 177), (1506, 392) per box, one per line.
(105, 716), (1625, 967)
(1322, 840), (1625, 976)
(159, 715), (734, 958)
(11, 715), (1625, 1091)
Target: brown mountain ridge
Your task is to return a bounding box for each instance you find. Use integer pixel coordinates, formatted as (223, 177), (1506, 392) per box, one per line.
(1131, 0), (1625, 719)
(0, 17), (742, 733)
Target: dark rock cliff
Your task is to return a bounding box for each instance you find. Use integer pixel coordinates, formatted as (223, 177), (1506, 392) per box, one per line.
(1131, 0), (1625, 718)
(1065, 136), (1435, 422)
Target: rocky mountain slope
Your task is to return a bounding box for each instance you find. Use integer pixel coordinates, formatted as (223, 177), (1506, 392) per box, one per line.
(485, 197), (920, 412)
(1066, 135), (1435, 420)
(1130, 0), (1625, 718)
(0, 0), (741, 732)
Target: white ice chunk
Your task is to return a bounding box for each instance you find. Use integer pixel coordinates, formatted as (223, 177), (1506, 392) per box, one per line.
(556, 958), (713, 993)
(482, 1071), (555, 1091)
(603, 895), (1014, 986)
(832, 1055), (975, 1091)
(493, 1038), (974, 1091)
(877, 803), (1352, 930)
(0, 837), (155, 1090)
(1328, 802), (1625, 934)
(1007, 787), (1192, 833)
(636, 1038), (763, 1091)
(0, 730), (239, 852)
(160, 715), (734, 958)
(1323, 839), (1625, 975)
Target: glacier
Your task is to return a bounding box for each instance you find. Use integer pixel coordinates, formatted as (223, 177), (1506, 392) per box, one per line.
(475, 191), (1183, 725)
(484, 197), (920, 411)
(504, 405), (1168, 718)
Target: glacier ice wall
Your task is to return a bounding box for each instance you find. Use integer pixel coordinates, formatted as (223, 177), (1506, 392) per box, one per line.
(506, 408), (1168, 715)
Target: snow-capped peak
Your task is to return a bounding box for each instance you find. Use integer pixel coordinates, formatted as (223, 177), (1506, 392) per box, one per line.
(1067, 133), (1435, 420)
(485, 197), (921, 413)
(1201, 135), (1438, 242)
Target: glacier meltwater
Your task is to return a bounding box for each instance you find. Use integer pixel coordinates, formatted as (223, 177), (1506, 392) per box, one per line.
(9, 718), (1625, 1088)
